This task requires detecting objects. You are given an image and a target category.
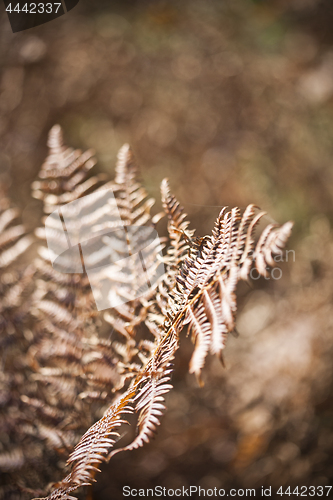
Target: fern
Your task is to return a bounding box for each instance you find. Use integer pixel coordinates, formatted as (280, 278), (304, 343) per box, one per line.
(0, 126), (293, 499)
(0, 186), (35, 499)
(22, 127), (292, 499)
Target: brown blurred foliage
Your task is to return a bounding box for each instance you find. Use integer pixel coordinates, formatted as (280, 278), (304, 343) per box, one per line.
(0, 0), (333, 498)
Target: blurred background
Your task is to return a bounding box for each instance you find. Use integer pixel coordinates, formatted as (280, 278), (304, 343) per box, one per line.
(0, 0), (333, 497)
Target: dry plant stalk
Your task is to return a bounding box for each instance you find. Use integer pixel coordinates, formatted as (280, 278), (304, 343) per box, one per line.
(0, 126), (293, 499)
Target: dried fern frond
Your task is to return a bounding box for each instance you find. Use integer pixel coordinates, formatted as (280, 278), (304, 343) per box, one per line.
(26, 128), (128, 482)
(145, 179), (194, 335)
(168, 203), (293, 380)
(103, 144), (166, 371)
(160, 177), (193, 272)
(31, 125), (103, 212)
(112, 143), (163, 227)
(0, 192), (33, 273)
(0, 124), (292, 499)
(23, 130), (169, 497)
(255, 221), (294, 277)
(37, 323), (179, 499)
(39, 174), (292, 499)
(0, 187), (35, 498)
(0, 184), (34, 354)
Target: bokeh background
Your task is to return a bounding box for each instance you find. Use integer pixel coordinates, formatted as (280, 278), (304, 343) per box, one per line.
(1, 0), (333, 498)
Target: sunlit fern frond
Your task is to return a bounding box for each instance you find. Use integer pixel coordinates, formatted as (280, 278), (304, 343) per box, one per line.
(27, 128), (126, 462)
(147, 179), (193, 333)
(160, 177), (193, 273)
(31, 124), (103, 212)
(36, 391), (136, 500)
(25, 137), (293, 500)
(254, 221), (294, 277)
(112, 143), (164, 227)
(108, 325), (179, 458)
(37, 323), (179, 499)
(103, 144), (166, 371)
(166, 202), (293, 381)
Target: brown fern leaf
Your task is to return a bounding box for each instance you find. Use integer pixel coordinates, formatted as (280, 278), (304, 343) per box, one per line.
(146, 179), (193, 335)
(31, 124), (103, 212)
(160, 177), (193, 273)
(24, 129), (130, 493)
(108, 325), (179, 458)
(31, 151), (292, 500)
(166, 202), (293, 380)
(254, 221), (294, 277)
(103, 144), (166, 372)
(0, 187), (35, 498)
(38, 323), (179, 498)
(0, 194), (32, 272)
(112, 144), (163, 227)
(40, 362), (176, 499)
(35, 200), (265, 496)
(0, 183), (33, 359)
(30, 128), (168, 428)
(24, 132), (167, 497)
